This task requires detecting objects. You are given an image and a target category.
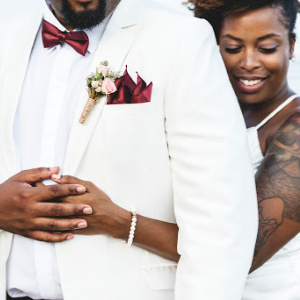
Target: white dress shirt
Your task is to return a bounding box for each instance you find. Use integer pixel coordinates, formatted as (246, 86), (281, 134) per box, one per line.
(7, 2), (109, 299)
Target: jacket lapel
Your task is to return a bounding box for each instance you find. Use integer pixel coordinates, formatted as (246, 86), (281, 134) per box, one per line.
(63, 0), (143, 175)
(0, 8), (43, 177)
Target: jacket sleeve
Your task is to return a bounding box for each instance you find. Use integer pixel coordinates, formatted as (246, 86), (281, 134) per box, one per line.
(164, 18), (258, 300)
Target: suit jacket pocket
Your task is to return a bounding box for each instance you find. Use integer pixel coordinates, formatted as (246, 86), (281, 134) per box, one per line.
(141, 250), (177, 290)
(141, 263), (177, 290)
(103, 102), (153, 117)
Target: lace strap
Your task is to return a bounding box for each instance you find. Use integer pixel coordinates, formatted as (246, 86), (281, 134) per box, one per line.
(255, 95), (299, 130)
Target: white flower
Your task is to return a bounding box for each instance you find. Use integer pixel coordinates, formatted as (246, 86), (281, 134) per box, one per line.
(91, 81), (99, 88)
(95, 86), (102, 93)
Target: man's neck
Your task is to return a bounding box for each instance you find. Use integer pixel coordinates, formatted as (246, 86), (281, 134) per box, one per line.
(105, 0), (121, 19)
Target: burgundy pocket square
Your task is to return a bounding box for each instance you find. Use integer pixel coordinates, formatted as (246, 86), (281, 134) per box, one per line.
(107, 66), (153, 105)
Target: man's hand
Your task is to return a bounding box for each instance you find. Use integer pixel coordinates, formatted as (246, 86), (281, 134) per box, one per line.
(52, 174), (131, 239)
(0, 167), (93, 242)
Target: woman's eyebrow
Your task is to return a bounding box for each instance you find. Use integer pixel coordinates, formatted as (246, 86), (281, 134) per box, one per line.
(221, 33), (281, 42)
(257, 33), (281, 41)
(221, 34), (243, 41)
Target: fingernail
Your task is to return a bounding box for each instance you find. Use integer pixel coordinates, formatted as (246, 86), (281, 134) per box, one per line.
(52, 174), (61, 179)
(83, 207), (93, 214)
(77, 221), (87, 228)
(76, 186), (86, 193)
(50, 166), (59, 171)
(66, 235), (74, 240)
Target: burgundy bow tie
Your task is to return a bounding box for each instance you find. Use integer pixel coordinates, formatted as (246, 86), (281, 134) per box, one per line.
(42, 20), (89, 56)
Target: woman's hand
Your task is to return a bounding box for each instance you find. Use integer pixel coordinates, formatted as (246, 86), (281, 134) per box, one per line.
(52, 174), (180, 261)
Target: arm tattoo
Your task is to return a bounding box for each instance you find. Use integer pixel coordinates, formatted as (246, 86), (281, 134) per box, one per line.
(254, 113), (300, 256)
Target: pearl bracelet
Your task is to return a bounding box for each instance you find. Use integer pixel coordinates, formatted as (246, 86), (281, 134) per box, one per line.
(125, 210), (137, 246)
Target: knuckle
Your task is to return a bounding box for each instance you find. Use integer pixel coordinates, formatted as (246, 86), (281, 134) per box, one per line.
(17, 170), (26, 178)
(22, 231), (30, 239)
(19, 190), (31, 200)
(16, 218), (26, 230)
(37, 167), (45, 174)
(49, 185), (60, 196)
(36, 167), (46, 181)
(68, 185), (77, 193)
(64, 175), (72, 183)
(86, 181), (93, 188)
(47, 220), (57, 231)
(52, 204), (63, 217)
(73, 206), (81, 215)
(30, 220), (38, 230)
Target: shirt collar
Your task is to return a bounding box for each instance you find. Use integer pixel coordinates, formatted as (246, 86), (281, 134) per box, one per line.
(43, 0), (111, 55)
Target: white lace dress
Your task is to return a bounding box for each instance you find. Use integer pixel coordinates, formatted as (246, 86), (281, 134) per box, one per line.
(243, 95), (300, 300)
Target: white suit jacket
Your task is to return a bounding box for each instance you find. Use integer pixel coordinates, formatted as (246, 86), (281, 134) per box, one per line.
(0, 0), (258, 299)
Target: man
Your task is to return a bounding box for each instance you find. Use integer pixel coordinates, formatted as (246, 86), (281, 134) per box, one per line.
(0, 0), (258, 299)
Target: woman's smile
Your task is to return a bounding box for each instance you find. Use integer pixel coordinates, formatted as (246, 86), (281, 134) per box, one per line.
(235, 76), (268, 94)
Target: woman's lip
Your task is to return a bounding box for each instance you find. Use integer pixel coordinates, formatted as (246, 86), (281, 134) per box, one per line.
(235, 77), (267, 94)
(75, 0), (93, 3)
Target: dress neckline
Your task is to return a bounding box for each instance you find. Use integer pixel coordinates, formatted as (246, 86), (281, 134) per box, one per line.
(255, 94), (298, 130)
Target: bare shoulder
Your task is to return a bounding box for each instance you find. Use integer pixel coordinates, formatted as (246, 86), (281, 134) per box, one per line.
(253, 104), (300, 262)
(258, 108), (300, 222)
(266, 97), (300, 161)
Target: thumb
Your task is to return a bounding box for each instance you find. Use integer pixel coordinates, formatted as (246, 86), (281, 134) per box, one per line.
(14, 167), (60, 184)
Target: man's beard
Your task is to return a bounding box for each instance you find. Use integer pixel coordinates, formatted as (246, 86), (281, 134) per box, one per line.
(61, 0), (106, 30)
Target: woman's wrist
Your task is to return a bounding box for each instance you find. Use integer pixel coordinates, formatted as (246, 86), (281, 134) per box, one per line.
(108, 206), (132, 240)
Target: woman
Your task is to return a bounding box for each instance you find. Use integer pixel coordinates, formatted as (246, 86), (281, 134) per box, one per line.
(190, 0), (300, 298)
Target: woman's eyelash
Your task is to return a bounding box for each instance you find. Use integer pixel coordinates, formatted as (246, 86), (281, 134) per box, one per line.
(224, 46), (279, 54)
(259, 46), (278, 53)
(225, 47), (242, 53)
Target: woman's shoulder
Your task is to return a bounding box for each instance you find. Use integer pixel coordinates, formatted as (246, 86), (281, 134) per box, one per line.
(273, 96), (300, 130)
(258, 96), (300, 152)
(266, 96), (300, 153)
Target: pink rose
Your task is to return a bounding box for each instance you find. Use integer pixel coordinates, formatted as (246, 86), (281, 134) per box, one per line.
(97, 65), (110, 77)
(101, 78), (117, 94)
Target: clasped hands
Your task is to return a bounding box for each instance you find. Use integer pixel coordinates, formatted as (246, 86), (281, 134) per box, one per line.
(0, 167), (130, 243)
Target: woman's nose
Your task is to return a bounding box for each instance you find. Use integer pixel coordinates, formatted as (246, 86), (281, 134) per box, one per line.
(240, 50), (261, 71)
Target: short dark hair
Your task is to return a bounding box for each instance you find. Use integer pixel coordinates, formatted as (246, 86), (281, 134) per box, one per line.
(190, 0), (299, 42)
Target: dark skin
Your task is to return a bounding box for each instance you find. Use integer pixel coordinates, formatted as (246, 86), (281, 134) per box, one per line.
(219, 6), (300, 273)
(0, 167), (93, 242)
(0, 168), (179, 260)
(248, 104), (300, 272)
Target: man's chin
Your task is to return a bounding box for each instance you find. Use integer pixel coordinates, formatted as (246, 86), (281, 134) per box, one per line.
(61, 0), (106, 30)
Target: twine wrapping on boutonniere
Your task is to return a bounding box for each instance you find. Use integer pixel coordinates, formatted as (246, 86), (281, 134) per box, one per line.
(79, 61), (120, 124)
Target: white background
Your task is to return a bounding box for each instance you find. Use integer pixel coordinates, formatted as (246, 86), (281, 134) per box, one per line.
(1, 0), (299, 93)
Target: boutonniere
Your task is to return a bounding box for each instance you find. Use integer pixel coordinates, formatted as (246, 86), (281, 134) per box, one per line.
(79, 61), (120, 124)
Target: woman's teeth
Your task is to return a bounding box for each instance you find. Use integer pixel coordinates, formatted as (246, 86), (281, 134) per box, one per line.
(239, 79), (262, 86)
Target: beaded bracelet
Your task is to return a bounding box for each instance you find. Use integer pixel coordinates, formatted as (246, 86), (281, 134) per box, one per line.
(125, 210), (137, 246)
